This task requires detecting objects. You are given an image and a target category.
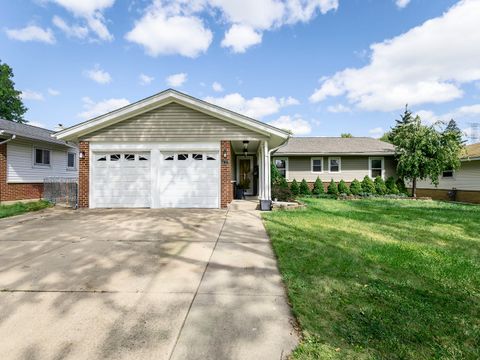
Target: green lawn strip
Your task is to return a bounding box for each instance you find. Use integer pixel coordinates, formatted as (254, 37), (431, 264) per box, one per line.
(0, 200), (52, 219)
(263, 198), (480, 359)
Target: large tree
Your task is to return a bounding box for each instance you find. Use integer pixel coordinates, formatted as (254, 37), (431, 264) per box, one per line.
(0, 60), (27, 123)
(390, 108), (464, 197)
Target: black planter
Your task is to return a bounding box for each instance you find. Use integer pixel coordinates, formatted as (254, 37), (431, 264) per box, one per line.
(235, 188), (245, 200)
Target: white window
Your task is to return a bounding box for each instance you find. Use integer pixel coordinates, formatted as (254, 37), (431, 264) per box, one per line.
(34, 148), (51, 166)
(311, 157), (323, 173)
(442, 170), (454, 178)
(124, 154), (135, 161)
(67, 152), (76, 169)
(369, 157), (384, 179)
(274, 157), (288, 178)
(328, 157), (341, 173)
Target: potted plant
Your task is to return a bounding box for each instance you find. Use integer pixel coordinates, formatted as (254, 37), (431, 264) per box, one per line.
(237, 177), (250, 199)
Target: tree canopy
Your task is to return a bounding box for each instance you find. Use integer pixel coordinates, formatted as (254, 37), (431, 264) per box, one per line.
(0, 60), (27, 123)
(341, 133), (353, 138)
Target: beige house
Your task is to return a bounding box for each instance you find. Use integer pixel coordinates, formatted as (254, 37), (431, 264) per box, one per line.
(272, 137), (396, 187)
(415, 143), (480, 204)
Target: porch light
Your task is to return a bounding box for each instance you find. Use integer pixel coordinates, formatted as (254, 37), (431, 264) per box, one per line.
(223, 148), (227, 158)
(79, 151), (85, 159)
(243, 140), (249, 156)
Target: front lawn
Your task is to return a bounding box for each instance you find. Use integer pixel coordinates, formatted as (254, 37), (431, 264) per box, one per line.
(0, 200), (51, 219)
(263, 198), (480, 359)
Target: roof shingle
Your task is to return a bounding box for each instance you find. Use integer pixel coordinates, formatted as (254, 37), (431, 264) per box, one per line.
(0, 119), (70, 146)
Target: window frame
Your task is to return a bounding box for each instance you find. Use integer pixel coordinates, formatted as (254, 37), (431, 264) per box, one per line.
(33, 147), (52, 167)
(369, 156), (385, 179)
(442, 170), (455, 179)
(67, 151), (77, 170)
(274, 157), (288, 179)
(310, 157), (324, 174)
(328, 157), (341, 174)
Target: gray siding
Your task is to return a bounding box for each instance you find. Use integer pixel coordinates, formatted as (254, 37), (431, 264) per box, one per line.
(415, 160), (480, 191)
(273, 155), (396, 182)
(7, 139), (78, 183)
(82, 102), (268, 142)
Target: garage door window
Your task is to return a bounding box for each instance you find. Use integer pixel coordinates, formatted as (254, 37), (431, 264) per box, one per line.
(164, 154), (174, 161)
(110, 154), (121, 161)
(193, 153), (203, 160)
(124, 154), (135, 161)
(97, 155), (107, 162)
(139, 155), (149, 161)
(207, 154), (216, 161)
(178, 154), (189, 160)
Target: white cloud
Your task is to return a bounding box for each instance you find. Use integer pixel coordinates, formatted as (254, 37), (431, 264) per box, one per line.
(415, 103), (480, 126)
(310, 0), (480, 111)
(5, 25), (55, 44)
(368, 127), (384, 138)
(47, 0), (114, 41)
(212, 81), (224, 92)
(139, 73), (154, 85)
(125, 4), (212, 58)
(415, 110), (440, 125)
(47, 88), (60, 96)
(269, 115), (312, 135)
(166, 73), (187, 87)
(84, 65), (112, 84)
(221, 24), (262, 53)
(78, 97), (130, 119)
(396, 0), (411, 9)
(327, 104), (351, 113)
(20, 90), (44, 101)
(52, 15), (89, 39)
(204, 93), (299, 119)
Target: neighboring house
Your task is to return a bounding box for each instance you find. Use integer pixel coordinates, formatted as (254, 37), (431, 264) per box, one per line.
(272, 137), (396, 188)
(54, 89), (289, 209)
(415, 143), (480, 204)
(0, 119), (78, 203)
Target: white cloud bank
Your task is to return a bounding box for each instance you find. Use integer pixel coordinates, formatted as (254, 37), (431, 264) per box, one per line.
(166, 73), (187, 87)
(48, 88), (61, 96)
(78, 97), (130, 119)
(212, 81), (224, 92)
(21, 90), (45, 101)
(52, 15), (89, 39)
(368, 127), (384, 138)
(310, 0), (480, 111)
(221, 24), (262, 53)
(84, 65), (112, 84)
(269, 115), (312, 135)
(396, 0), (411, 9)
(5, 25), (55, 44)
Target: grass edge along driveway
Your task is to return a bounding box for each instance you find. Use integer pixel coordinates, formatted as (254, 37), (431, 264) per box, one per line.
(263, 198), (480, 360)
(0, 200), (51, 219)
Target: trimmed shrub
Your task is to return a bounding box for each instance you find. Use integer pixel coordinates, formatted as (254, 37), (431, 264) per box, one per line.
(271, 163), (282, 186)
(349, 179), (362, 195)
(338, 180), (350, 195)
(396, 178), (408, 195)
(385, 176), (399, 194)
(278, 175), (289, 189)
(272, 184), (293, 202)
(299, 179), (311, 195)
(374, 176), (387, 195)
(361, 176), (376, 194)
(290, 179), (300, 196)
(327, 179), (339, 196)
(312, 177), (324, 195)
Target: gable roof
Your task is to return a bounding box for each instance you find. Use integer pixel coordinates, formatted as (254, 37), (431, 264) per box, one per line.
(55, 89), (290, 146)
(463, 142), (480, 160)
(0, 119), (72, 147)
(274, 137), (396, 155)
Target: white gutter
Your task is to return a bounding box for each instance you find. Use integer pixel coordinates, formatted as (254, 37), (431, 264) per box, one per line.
(0, 134), (16, 145)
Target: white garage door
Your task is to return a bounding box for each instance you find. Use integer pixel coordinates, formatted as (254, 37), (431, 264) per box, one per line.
(92, 152), (151, 208)
(157, 151), (219, 208)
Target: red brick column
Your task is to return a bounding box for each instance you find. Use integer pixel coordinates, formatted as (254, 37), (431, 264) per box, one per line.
(78, 141), (90, 208)
(0, 143), (6, 202)
(220, 140), (233, 209)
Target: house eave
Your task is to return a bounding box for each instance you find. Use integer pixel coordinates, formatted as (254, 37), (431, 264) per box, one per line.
(273, 152), (396, 156)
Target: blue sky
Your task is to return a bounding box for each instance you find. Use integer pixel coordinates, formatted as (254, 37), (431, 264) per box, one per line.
(1, 0), (479, 141)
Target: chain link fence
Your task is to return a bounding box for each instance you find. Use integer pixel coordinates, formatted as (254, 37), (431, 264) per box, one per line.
(44, 177), (78, 208)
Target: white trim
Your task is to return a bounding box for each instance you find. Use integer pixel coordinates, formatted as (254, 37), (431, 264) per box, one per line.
(328, 157), (341, 174)
(310, 157), (324, 173)
(273, 156), (288, 180)
(369, 156), (385, 179)
(236, 155), (254, 195)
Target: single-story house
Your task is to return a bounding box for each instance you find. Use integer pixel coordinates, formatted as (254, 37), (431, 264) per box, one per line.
(415, 142), (480, 203)
(272, 137), (396, 188)
(0, 119), (78, 203)
(55, 89), (289, 209)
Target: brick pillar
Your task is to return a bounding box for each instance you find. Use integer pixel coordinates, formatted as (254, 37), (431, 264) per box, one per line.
(220, 140), (233, 209)
(78, 141), (89, 208)
(0, 143), (6, 202)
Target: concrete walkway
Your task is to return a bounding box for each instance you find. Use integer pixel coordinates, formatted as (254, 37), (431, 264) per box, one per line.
(0, 201), (298, 360)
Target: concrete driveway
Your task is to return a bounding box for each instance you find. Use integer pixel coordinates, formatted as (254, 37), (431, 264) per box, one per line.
(0, 201), (298, 360)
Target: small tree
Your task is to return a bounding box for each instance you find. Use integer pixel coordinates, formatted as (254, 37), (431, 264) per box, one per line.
(361, 176), (376, 194)
(290, 179), (300, 196)
(299, 179), (311, 195)
(350, 179), (362, 195)
(385, 176), (399, 194)
(327, 179), (338, 196)
(0, 60), (28, 123)
(341, 133), (353, 138)
(312, 177), (324, 195)
(338, 179), (350, 195)
(374, 176), (387, 195)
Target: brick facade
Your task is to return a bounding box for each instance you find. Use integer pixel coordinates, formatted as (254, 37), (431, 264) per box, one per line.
(78, 141), (90, 208)
(220, 140), (233, 208)
(414, 188), (480, 204)
(0, 143), (43, 202)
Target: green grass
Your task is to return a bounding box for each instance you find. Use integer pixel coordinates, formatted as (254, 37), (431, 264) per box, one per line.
(263, 198), (480, 359)
(0, 200), (51, 219)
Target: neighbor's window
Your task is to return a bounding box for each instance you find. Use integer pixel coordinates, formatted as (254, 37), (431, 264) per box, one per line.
(67, 152), (76, 169)
(275, 158), (287, 178)
(311, 157), (323, 173)
(370, 157), (384, 178)
(329, 157), (341, 173)
(35, 148), (51, 166)
(442, 170), (454, 178)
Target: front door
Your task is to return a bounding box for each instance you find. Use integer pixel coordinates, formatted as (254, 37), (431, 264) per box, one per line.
(238, 156), (254, 195)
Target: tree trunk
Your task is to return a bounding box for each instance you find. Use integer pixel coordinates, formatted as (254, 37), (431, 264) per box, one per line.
(412, 177), (417, 198)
